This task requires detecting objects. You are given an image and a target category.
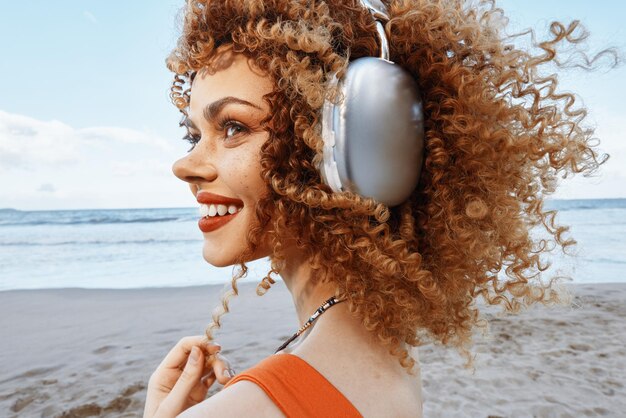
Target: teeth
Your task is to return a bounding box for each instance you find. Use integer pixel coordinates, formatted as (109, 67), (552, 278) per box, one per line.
(216, 204), (228, 216)
(199, 203), (242, 218)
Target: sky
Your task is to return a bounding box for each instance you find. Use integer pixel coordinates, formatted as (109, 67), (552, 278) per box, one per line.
(0, 0), (624, 211)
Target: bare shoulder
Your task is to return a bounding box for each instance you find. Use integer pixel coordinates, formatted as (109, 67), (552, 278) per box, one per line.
(292, 340), (423, 418)
(178, 379), (286, 418)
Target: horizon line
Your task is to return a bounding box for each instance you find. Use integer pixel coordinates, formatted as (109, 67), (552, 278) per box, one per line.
(2, 196), (626, 212)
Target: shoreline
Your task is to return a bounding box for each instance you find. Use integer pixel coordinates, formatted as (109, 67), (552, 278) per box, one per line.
(2, 281), (624, 417)
(2, 279), (625, 294)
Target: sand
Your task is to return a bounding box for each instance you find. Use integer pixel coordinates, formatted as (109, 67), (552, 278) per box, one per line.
(0, 281), (624, 417)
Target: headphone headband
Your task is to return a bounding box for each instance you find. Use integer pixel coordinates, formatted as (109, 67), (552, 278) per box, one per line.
(359, 0), (389, 22)
(359, 0), (390, 61)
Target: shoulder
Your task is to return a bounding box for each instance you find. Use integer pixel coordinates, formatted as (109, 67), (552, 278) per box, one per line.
(177, 379), (286, 418)
(291, 337), (423, 417)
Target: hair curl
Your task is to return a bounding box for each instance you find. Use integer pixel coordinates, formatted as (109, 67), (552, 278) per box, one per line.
(165, 0), (616, 374)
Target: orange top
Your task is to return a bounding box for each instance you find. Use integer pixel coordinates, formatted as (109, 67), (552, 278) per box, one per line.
(223, 353), (363, 418)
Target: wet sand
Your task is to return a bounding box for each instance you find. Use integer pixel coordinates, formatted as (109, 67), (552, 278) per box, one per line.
(1, 281), (624, 417)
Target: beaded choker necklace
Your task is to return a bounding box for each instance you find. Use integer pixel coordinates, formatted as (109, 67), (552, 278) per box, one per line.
(274, 296), (346, 354)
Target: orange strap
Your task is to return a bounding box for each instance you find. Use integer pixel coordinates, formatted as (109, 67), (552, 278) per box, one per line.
(223, 353), (362, 418)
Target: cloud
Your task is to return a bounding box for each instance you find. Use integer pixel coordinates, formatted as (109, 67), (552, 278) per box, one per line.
(37, 183), (56, 193)
(111, 159), (172, 177)
(0, 110), (174, 172)
(0, 111), (81, 169)
(83, 11), (98, 24)
(78, 126), (172, 151)
(0, 110), (183, 210)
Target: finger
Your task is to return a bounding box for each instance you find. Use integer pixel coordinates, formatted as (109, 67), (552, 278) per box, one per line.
(157, 336), (221, 371)
(212, 352), (237, 385)
(177, 361), (217, 410)
(156, 346), (206, 417)
(162, 336), (221, 370)
(200, 368), (216, 388)
(185, 370), (213, 407)
(186, 369), (215, 405)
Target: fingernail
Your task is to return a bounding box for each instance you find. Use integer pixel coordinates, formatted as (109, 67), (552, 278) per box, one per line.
(223, 369), (232, 378)
(188, 346), (199, 364)
(207, 341), (221, 350)
(229, 368), (236, 376)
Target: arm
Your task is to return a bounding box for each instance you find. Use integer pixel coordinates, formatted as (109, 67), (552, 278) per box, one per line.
(178, 380), (286, 418)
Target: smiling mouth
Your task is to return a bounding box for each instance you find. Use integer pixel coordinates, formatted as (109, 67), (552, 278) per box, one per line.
(199, 203), (243, 217)
(198, 205), (242, 233)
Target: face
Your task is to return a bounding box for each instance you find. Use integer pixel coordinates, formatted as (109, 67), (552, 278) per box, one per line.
(171, 46), (274, 267)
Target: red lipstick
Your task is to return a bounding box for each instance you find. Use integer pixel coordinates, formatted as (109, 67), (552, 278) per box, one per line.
(196, 191), (244, 206)
(196, 191), (244, 233)
(198, 212), (240, 233)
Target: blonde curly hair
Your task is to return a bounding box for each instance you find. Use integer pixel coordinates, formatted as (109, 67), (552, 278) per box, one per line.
(165, 0), (615, 374)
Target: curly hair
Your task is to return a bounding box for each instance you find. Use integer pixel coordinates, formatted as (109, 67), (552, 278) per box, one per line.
(165, 0), (615, 374)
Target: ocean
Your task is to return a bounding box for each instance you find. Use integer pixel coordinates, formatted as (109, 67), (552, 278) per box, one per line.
(0, 198), (624, 291)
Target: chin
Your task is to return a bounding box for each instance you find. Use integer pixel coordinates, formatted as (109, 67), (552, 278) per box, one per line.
(202, 241), (274, 267)
(202, 244), (238, 268)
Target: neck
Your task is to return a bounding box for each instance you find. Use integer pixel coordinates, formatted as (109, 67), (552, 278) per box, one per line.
(274, 248), (399, 363)
(276, 250), (341, 326)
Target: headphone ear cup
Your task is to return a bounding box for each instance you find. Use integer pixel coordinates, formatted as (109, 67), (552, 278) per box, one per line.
(319, 57), (425, 207)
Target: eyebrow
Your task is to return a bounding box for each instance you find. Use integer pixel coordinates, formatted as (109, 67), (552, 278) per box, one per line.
(184, 96), (263, 130)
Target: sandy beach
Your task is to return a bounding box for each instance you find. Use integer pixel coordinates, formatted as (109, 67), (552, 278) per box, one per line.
(1, 280), (624, 417)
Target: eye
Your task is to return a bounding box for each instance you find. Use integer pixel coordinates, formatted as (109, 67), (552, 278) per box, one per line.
(181, 131), (201, 153)
(221, 120), (248, 140)
(178, 115), (249, 153)
(179, 115), (201, 152)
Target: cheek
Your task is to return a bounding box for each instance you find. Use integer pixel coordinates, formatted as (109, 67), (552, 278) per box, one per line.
(222, 146), (266, 196)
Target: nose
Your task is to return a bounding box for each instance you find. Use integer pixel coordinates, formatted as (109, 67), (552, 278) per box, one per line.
(171, 148), (217, 186)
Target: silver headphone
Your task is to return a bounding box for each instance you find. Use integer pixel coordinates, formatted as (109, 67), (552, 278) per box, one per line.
(318, 0), (425, 207)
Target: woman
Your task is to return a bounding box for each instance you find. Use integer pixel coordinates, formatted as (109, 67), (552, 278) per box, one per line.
(144, 0), (611, 417)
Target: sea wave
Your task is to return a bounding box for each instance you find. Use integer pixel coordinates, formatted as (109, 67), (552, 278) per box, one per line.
(0, 217), (189, 226)
(0, 208), (199, 227)
(545, 198), (626, 211)
(0, 238), (199, 246)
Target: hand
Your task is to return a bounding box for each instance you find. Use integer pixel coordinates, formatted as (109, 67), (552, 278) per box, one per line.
(143, 335), (237, 418)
